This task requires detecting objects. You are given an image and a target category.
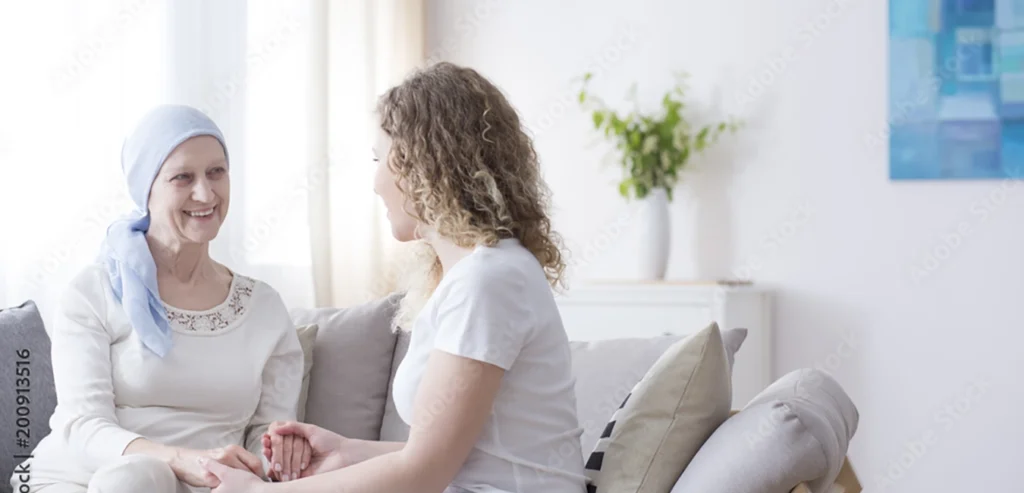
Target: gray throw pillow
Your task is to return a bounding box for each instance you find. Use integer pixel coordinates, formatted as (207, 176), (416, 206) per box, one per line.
(0, 301), (56, 490)
(671, 368), (859, 493)
(289, 293), (402, 440)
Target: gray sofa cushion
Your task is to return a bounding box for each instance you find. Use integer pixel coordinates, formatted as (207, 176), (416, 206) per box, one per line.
(671, 368), (859, 493)
(379, 328), (412, 441)
(1, 301), (56, 492)
(290, 293), (402, 440)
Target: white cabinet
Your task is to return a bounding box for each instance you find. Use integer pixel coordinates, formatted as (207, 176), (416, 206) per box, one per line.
(555, 281), (772, 407)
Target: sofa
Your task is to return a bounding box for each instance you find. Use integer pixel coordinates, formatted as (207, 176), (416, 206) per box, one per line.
(2, 294), (861, 493)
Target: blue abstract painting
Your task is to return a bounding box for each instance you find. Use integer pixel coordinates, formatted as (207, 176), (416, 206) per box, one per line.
(889, 0), (1024, 179)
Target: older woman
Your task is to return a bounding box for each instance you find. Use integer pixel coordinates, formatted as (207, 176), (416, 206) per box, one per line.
(201, 63), (588, 493)
(10, 105), (308, 493)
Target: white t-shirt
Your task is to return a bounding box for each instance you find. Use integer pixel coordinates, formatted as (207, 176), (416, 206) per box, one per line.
(392, 239), (587, 493)
(15, 263), (303, 489)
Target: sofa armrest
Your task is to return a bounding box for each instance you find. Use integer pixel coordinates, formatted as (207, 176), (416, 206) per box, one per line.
(791, 456), (861, 493)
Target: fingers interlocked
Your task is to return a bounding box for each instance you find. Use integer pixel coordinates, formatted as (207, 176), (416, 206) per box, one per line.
(263, 423), (312, 481)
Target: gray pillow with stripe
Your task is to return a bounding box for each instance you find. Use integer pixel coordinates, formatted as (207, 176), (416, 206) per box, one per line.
(572, 327), (747, 457)
(582, 323), (733, 493)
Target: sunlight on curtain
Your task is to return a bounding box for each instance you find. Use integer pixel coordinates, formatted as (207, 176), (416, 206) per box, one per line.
(241, 1), (312, 270)
(0, 0), (166, 324)
(314, 0), (425, 308)
(237, 0), (422, 310)
(235, 0), (317, 308)
(162, 0), (317, 310)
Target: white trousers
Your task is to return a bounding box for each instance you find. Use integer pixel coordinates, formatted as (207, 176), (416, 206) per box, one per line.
(11, 455), (200, 493)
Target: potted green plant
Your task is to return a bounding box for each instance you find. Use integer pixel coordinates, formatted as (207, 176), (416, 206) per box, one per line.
(577, 71), (741, 280)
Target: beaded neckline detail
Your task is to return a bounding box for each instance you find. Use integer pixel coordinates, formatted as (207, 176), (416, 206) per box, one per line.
(164, 275), (256, 334)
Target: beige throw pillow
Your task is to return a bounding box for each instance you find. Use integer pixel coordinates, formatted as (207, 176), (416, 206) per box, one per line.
(569, 328), (747, 455)
(584, 322), (733, 493)
(294, 323), (319, 422)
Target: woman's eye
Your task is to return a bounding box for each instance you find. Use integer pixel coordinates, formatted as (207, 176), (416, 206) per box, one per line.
(173, 173), (191, 181)
(209, 167), (227, 175)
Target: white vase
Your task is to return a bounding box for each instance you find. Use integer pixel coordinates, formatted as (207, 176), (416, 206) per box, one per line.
(638, 187), (670, 280)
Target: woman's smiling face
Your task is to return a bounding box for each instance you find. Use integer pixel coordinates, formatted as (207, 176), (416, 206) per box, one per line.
(147, 135), (230, 244)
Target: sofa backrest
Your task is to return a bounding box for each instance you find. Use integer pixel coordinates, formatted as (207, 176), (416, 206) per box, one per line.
(6, 293), (859, 492)
(564, 335), (684, 453)
(376, 328), (748, 451)
(379, 331), (682, 446)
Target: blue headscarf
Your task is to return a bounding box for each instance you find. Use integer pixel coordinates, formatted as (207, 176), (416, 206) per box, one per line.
(100, 105), (229, 357)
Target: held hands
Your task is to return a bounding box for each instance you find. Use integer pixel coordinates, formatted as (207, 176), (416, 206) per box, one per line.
(262, 421), (349, 480)
(199, 457), (267, 493)
(171, 445), (264, 487)
(200, 422), (350, 492)
(261, 425), (312, 482)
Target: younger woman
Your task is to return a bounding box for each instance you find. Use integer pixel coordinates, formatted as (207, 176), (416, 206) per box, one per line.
(202, 62), (587, 493)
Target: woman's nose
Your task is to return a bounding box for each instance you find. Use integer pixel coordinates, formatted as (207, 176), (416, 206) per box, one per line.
(191, 179), (215, 203)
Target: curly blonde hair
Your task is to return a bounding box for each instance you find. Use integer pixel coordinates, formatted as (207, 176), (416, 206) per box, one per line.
(377, 62), (566, 330)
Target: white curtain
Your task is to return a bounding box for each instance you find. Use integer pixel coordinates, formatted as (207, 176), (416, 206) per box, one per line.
(0, 0), (424, 324)
(312, 0), (425, 307)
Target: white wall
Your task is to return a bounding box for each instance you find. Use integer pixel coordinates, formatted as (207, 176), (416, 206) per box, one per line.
(428, 0), (1023, 490)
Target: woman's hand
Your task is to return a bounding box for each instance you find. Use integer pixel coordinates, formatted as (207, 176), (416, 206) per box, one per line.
(261, 430), (311, 481)
(200, 457), (269, 493)
(263, 421), (348, 479)
(170, 445), (265, 487)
